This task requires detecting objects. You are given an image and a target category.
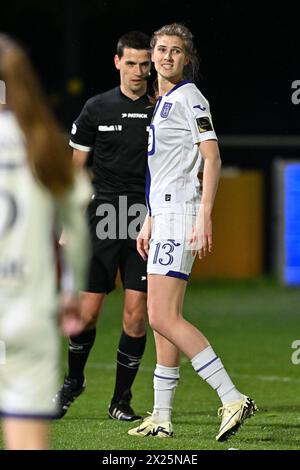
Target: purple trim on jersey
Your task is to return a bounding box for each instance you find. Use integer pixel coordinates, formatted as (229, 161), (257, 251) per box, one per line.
(166, 80), (191, 97)
(166, 270), (189, 281)
(145, 163), (151, 215)
(196, 356), (219, 373)
(148, 123), (155, 156)
(154, 373), (179, 381)
(0, 411), (57, 420)
(151, 96), (162, 121)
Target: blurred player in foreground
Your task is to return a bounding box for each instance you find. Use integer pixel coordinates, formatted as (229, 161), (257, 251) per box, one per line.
(129, 23), (257, 442)
(0, 34), (91, 449)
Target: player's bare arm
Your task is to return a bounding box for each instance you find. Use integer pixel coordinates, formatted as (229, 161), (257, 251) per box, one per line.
(191, 140), (221, 258)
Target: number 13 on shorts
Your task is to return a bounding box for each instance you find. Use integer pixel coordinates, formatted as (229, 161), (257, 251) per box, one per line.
(147, 238), (194, 278)
(152, 239), (181, 266)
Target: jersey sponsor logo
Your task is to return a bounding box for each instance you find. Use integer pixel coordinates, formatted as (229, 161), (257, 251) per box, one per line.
(121, 113), (148, 118)
(193, 104), (206, 111)
(71, 123), (77, 135)
(196, 116), (213, 133)
(98, 125), (122, 131)
(160, 102), (173, 118)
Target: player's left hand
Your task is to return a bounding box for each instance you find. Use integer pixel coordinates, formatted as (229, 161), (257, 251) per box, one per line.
(189, 205), (213, 258)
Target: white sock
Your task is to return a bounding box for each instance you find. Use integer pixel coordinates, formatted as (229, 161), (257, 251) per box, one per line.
(191, 346), (242, 405)
(152, 364), (180, 422)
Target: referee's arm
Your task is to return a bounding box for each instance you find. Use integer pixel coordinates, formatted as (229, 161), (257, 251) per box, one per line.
(73, 149), (89, 169)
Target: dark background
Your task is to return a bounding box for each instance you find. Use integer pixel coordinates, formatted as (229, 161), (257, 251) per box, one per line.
(1, 0), (299, 272)
(1, 0), (298, 133)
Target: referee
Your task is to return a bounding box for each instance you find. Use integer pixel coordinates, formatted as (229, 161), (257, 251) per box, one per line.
(54, 31), (153, 421)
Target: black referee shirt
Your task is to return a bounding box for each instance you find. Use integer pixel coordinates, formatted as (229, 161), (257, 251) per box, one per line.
(69, 87), (153, 201)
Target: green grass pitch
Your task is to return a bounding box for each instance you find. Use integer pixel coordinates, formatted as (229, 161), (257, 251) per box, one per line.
(1, 278), (300, 450)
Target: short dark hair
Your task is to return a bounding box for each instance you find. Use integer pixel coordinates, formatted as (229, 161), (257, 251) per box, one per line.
(116, 31), (150, 58)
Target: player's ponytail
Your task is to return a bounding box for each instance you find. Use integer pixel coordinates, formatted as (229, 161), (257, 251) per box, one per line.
(0, 34), (74, 197)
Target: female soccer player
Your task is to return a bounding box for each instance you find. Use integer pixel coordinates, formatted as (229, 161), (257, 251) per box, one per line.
(0, 34), (90, 449)
(128, 23), (256, 442)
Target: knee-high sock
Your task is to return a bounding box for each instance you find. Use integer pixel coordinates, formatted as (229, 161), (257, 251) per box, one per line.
(152, 364), (180, 422)
(191, 345), (242, 405)
(111, 330), (146, 404)
(68, 328), (96, 385)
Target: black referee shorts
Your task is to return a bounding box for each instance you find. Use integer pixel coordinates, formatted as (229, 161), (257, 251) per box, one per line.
(85, 198), (147, 294)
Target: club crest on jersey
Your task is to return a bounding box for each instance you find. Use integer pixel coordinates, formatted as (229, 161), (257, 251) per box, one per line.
(160, 102), (173, 118)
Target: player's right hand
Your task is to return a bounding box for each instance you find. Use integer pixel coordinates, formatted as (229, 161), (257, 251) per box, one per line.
(137, 215), (152, 260)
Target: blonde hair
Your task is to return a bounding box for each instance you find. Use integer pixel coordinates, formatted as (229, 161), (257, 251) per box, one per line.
(0, 34), (73, 196)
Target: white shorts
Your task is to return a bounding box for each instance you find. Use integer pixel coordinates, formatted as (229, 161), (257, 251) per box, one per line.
(0, 299), (59, 419)
(147, 213), (196, 280)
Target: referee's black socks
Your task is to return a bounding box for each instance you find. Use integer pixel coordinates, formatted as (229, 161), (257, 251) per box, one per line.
(68, 328), (96, 386)
(111, 330), (146, 405)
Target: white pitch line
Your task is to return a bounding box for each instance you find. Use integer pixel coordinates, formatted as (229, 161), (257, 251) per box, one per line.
(231, 373), (300, 384)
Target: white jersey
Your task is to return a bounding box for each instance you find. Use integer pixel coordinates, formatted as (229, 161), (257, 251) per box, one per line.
(147, 81), (217, 215)
(0, 110), (90, 309)
(0, 110), (91, 417)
